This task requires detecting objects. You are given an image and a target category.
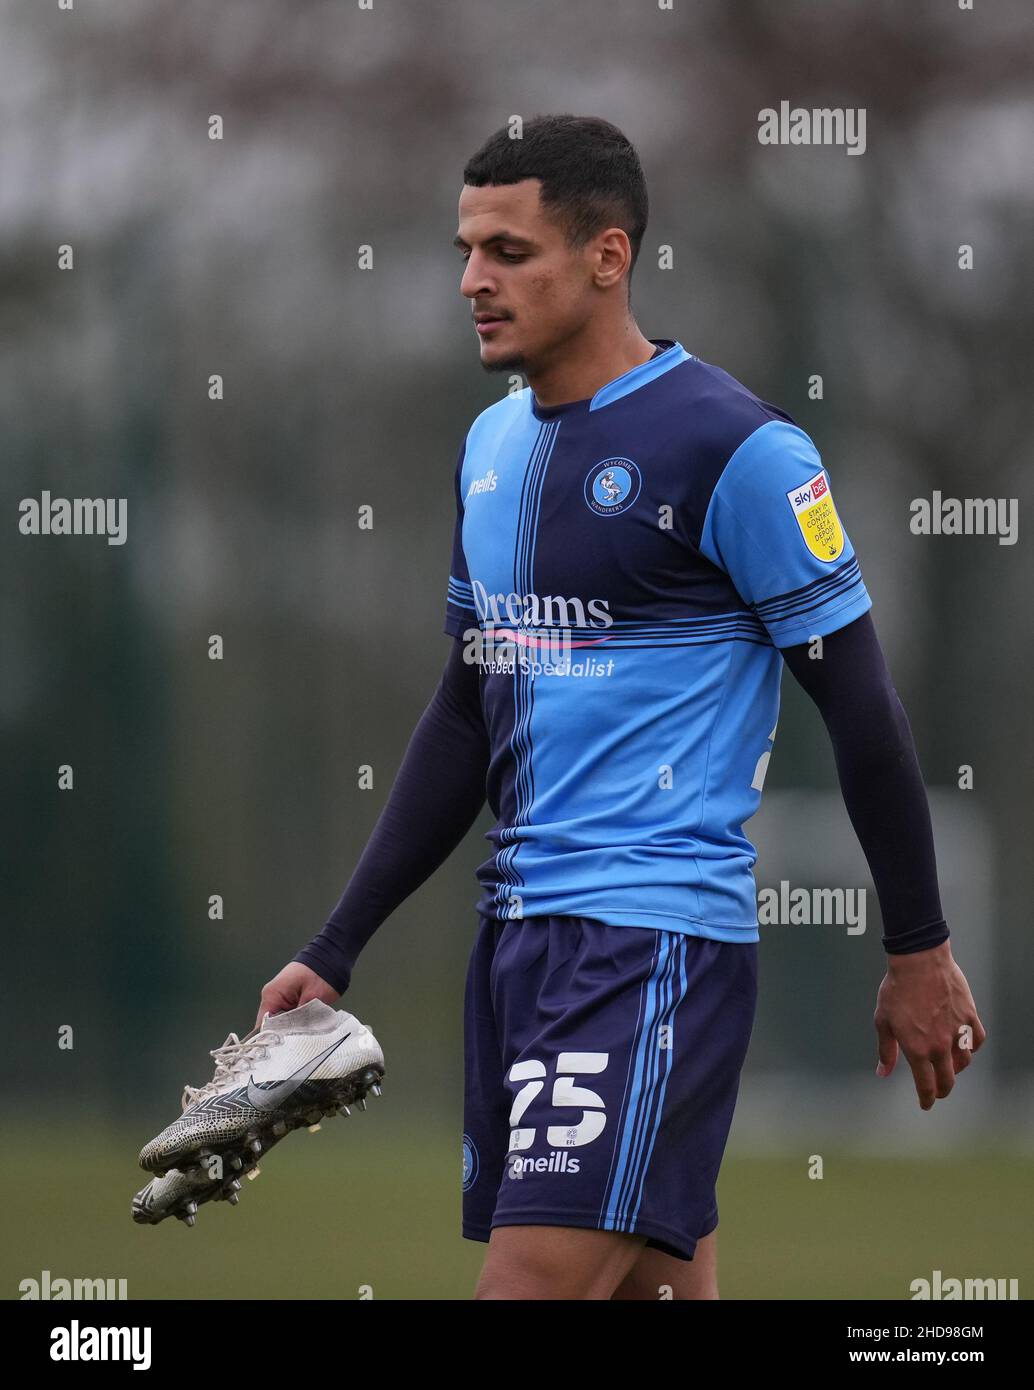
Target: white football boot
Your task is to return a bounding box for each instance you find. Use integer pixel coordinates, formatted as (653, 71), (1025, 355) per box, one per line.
(138, 1000), (384, 1177)
(131, 1129), (292, 1226)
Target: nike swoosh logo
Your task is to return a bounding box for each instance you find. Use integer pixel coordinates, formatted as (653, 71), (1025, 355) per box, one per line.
(246, 1033), (351, 1110)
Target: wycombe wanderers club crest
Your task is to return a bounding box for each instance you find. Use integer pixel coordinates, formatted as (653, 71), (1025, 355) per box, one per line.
(462, 1134), (479, 1191)
(584, 458), (642, 516)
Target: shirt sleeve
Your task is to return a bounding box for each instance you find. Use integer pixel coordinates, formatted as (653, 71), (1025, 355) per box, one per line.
(443, 439), (479, 638)
(782, 613), (949, 955)
(699, 419), (872, 647)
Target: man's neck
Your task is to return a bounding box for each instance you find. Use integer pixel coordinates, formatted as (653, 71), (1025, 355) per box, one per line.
(527, 318), (657, 408)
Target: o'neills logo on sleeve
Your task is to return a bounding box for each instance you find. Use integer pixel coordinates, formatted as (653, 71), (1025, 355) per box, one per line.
(471, 580), (612, 629)
(466, 469), (499, 498)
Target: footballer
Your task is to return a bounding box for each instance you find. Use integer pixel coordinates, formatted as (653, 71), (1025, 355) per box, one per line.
(259, 115), (986, 1300)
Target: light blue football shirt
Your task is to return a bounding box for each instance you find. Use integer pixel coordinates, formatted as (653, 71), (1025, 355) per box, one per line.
(444, 341), (871, 936)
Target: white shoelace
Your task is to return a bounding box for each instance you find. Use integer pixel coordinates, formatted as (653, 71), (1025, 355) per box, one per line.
(181, 1029), (284, 1110)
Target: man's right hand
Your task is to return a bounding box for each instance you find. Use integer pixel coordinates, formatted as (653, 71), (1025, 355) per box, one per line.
(255, 962), (340, 1030)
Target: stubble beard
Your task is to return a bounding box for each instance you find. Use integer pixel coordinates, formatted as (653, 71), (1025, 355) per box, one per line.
(480, 348), (527, 375)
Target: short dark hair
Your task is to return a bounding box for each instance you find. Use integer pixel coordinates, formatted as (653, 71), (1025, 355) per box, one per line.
(463, 114), (649, 277)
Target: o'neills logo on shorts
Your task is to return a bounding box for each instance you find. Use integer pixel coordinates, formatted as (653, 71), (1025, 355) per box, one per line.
(471, 581), (612, 629)
(508, 1151), (581, 1177)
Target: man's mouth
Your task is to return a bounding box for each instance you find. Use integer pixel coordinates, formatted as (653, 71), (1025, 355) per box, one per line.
(474, 313), (509, 336)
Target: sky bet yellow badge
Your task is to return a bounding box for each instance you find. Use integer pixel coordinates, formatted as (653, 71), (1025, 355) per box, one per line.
(785, 468), (845, 562)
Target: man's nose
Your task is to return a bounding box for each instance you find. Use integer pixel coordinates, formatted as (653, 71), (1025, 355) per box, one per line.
(460, 254), (494, 300)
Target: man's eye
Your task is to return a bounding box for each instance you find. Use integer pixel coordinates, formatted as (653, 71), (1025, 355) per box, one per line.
(457, 248), (525, 263)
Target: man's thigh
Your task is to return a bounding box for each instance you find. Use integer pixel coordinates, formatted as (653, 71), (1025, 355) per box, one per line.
(475, 1224), (647, 1300)
(474, 1226), (720, 1301)
(611, 1229), (719, 1300)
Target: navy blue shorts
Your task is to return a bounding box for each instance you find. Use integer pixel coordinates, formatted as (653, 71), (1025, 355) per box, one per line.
(462, 913), (758, 1261)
